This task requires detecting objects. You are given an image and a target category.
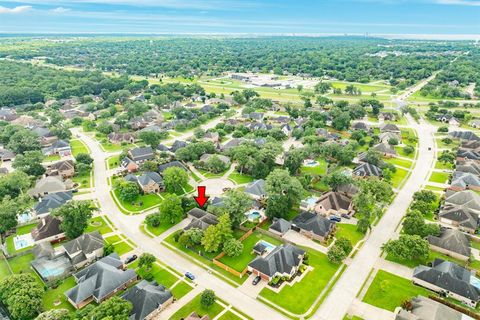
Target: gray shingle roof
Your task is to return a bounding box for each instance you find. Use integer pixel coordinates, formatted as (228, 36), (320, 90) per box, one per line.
(427, 228), (471, 258)
(449, 131), (480, 141)
(395, 296), (468, 320)
(438, 204), (479, 230)
(353, 163), (382, 177)
(413, 259), (480, 302)
(63, 231), (104, 257)
(122, 280), (172, 320)
(138, 172), (163, 187)
(248, 244), (305, 277)
(317, 191), (352, 212)
(158, 161), (187, 173)
(451, 172), (480, 189)
(245, 179), (266, 197)
(66, 253), (137, 304)
(292, 211), (335, 237)
(129, 146), (154, 162)
(34, 191), (72, 215)
(269, 218), (292, 234)
(445, 190), (480, 211)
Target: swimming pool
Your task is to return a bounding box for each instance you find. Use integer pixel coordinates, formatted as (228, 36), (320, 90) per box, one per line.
(245, 209), (264, 222)
(303, 160), (319, 167)
(258, 240), (276, 254)
(470, 275), (480, 289)
(18, 212), (33, 224)
(14, 233), (34, 251)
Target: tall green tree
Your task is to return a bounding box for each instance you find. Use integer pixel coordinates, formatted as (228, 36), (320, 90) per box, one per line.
(221, 189), (252, 227)
(0, 274), (44, 320)
(52, 201), (95, 239)
(159, 194), (184, 224)
(162, 167), (188, 194)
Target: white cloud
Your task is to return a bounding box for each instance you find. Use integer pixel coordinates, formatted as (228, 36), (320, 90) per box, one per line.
(50, 7), (71, 13)
(0, 5), (32, 14)
(434, 0), (480, 5)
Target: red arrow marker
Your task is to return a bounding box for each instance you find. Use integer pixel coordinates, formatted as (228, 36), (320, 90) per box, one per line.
(194, 186), (209, 208)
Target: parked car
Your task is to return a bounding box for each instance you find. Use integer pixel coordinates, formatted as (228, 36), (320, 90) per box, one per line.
(124, 254), (138, 264)
(185, 272), (195, 280)
(329, 215), (341, 222)
(341, 213), (351, 219)
(252, 275), (261, 285)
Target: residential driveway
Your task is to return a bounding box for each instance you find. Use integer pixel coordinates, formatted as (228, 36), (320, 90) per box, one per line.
(282, 230), (328, 254)
(238, 273), (267, 298)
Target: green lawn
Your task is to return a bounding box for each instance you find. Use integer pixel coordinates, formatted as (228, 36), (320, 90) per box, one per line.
(390, 167), (409, 188)
(113, 241), (134, 256)
(228, 172), (254, 185)
(44, 154), (61, 162)
(394, 146), (415, 159)
(105, 235), (122, 244)
(135, 263), (179, 288)
(259, 248), (339, 315)
(0, 259), (11, 278)
(107, 155), (120, 169)
(70, 139), (89, 156)
(335, 224), (364, 246)
(7, 253), (35, 274)
(218, 311), (243, 320)
(384, 157), (412, 169)
(300, 159), (328, 176)
(144, 221), (177, 237)
(43, 276), (76, 312)
(386, 249), (466, 269)
(218, 232), (282, 272)
(85, 216), (113, 234)
(428, 171), (450, 184)
(5, 223), (37, 254)
(362, 270), (430, 311)
(198, 168), (229, 178)
(169, 294), (225, 320)
(113, 190), (163, 213)
(434, 161), (454, 170)
(72, 169), (92, 189)
(171, 281), (194, 299)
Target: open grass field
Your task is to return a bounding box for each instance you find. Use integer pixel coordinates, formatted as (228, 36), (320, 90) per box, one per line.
(259, 248), (339, 315)
(362, 270), (430, 311)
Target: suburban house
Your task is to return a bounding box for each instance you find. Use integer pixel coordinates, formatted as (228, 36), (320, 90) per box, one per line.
(395, 295), (474, 320)
(352, 122), (369, 131)
(436, 114), (460, 126)
(199, 154), (231, 167)
(121, 157), (140, 173)
(291, 211), (336, 242)
(42, 140), (72, 157)
(137, 172), (164, 193)
(372, 143), (397, 157)
(28, 176), (74, 197)
(185, 208), (219, 231)
(33, 191), (73, 216)
(121, 280), (173, 320)
(449, 131), (480, 141)
(107, 132), (136, 144)
(220, 138), (245, 151)
(456, 149), (480, 162)
(470, 120), (480, 129)
(65, 253), (138, 309)
(248, 244), (305, 282)
(0, 108), (18, 121)
(438, 204), (479, 234)
(379, 132), (401, 144)
(31, 242), (74, 283)
(450, 172), (480, 191)
(353, 162), (383, 178)
(269, 218), (292, 236)
(204, 132), (220, 144)
(0, 148), (15, 161)
(380, 123), (401, 134)
(445, 190), (480, 210)
(63, 231), (104, 269)
(31, 215), (65, 244)
(427, 228), (471, 261)
(314, 191), (354, 216)
(128, 146), (155, 164)
(158, 160), (188, 174)
(170, 140), (188, 153)
(379, 112), (397, 122)
(412, 259), (480, 307)
(45, 160), (75, 179)
(456, 160), (480, 175)
(245, 179), (266, 200)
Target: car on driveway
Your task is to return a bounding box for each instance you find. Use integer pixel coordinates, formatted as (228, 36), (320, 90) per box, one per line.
(185, 272), (195, 280)
(124, 254), (138, 264)
(329, 215), (341, 222)
(341, 213), (351, 219)
(252, 275), (261, 285)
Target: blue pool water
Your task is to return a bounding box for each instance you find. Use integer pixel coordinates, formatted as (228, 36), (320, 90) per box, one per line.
(18, 212), (31, 224)
(304, 160), (319, 167)
(248, 211), (261, 220)
(470, 275), (480, 289)
(258, 240), (276, 253)
(14, 238), (29, 250)
(304, 197), (317, 206)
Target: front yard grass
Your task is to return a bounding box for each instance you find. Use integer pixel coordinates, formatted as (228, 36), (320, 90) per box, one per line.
(70, 139), (89, 156)
(434, 161), (454, 170)
(72, 169), (92, 189)
(218, 232), (283, 272)
(218, 311), (243, 320)
(113, 190), (163, 213)
(113, 241), (134, 256)
(85, 216), (113, 234)
(428, 171), (450, 184)
(144, 220), (177, 237)
(134, 262), (179, 288)
(384, 157), (412, 169)
(335, 224), (364, 246)
(169, 294), (225, 320)
(394, 146), (415, 159)
(259, 248), (339, 315)
(107, 155), (120, 169)
(228, 172), (254, 185)
(385, 249), (466, 269)
(105, 234), (122, 244)
(390, 167), (409, 188)
(171, 281), (193, 299)
(362, 270), (429, 311)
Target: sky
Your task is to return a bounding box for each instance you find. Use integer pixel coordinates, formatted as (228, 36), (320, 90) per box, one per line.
(0, 0), (479, 37)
